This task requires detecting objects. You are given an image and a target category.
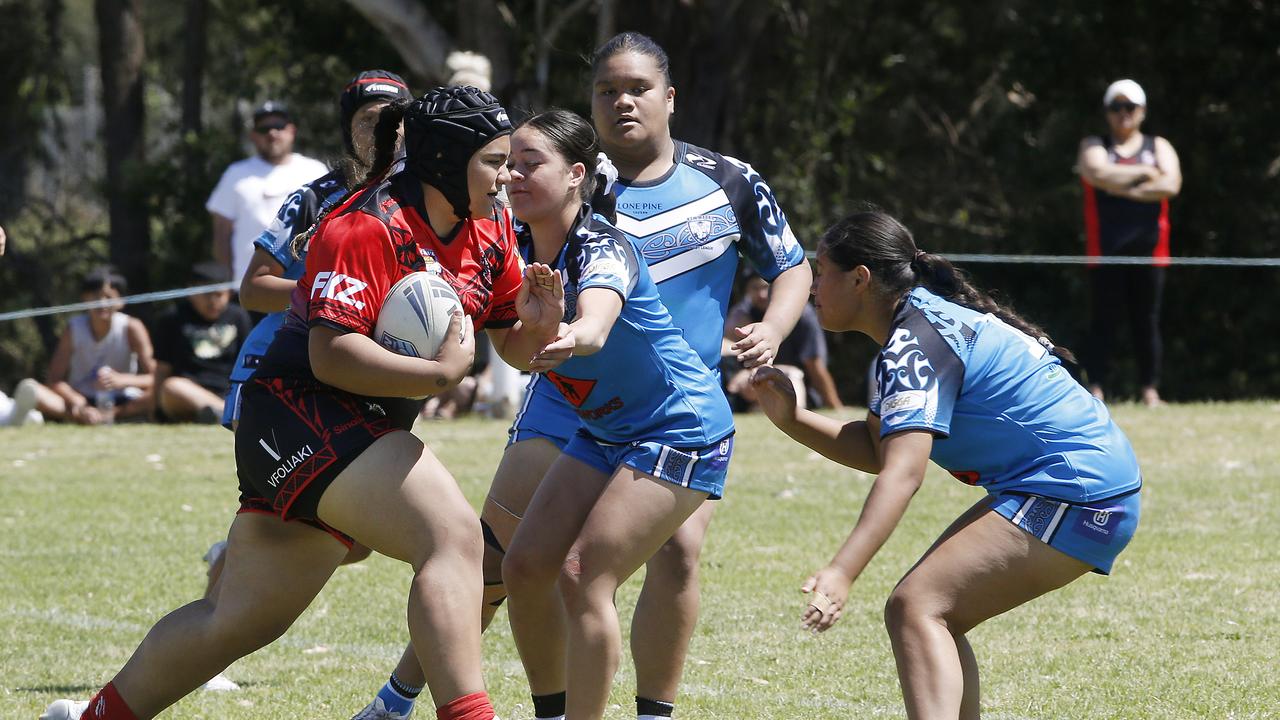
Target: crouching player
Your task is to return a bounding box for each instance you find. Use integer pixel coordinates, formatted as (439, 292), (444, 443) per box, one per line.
(751, 208), (1142, 720)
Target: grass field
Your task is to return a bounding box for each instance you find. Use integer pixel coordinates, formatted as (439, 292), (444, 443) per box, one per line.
(3, 403), (1278, 719)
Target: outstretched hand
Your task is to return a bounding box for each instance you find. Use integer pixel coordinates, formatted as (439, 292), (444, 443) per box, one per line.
(529, 322), (576, 372)
(516, 262), (565, 333)
(800, 565), (852, 634)
(730, 320), (784, 368)
(750, 365), (800, 427)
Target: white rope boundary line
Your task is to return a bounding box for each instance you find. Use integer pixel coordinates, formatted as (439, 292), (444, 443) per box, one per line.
(801, 251), (1280, 267)
(2, 253), (1277, 323)
(0, 281), (237, 322)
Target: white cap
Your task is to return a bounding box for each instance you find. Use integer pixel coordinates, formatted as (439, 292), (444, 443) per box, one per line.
(1103, 79), (1146, 107)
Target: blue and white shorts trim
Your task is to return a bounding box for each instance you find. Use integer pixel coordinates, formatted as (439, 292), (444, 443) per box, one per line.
(989, 489), (1141, 575)
(563, 430), (733, 500)
(506, 379), (578, 450)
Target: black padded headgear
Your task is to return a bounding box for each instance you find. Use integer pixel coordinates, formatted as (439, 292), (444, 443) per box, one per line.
(339, 70), (412, 154)
(403, 85), (512, 219)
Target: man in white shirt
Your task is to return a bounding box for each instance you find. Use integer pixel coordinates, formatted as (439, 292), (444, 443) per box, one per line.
(206, 102), (328, 285)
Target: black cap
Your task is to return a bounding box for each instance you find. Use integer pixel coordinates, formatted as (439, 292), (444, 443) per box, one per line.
(252, 101), (292, 123)
(339, 70), (412, 153)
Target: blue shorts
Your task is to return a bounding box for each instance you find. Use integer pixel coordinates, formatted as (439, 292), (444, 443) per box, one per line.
(562, 430), (733, 500)
(990, 489), (1141, 574)
(507, 378), (578, 450)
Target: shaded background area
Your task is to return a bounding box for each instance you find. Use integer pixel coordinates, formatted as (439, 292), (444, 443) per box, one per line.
(1, 0), (1277, 400)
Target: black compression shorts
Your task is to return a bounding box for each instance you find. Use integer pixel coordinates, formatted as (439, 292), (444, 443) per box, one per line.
(234, 377), (409, 544)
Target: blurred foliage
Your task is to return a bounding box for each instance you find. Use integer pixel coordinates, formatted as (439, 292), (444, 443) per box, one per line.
(1, 0), (1278, 399)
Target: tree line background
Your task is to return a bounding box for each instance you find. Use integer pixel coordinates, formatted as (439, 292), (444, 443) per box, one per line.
(1, 0), (1277, 401)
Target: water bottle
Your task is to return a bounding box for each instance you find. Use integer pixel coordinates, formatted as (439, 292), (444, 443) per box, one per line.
(95, 389), (116, 424)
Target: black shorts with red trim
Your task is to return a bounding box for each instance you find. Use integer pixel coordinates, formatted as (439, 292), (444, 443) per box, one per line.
(234, 376), (419, 544)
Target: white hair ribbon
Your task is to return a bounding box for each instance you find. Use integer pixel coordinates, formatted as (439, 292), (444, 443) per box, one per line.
(595, 152), (618, 195)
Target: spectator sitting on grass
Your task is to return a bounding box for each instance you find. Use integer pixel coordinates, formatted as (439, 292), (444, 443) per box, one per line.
(6, 266), (155, 426)
(151, 262), (251, 423)
(724, 271), (845, 412)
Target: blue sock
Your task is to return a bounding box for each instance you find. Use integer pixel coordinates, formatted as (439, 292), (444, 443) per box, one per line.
(376, 673), (422, 716)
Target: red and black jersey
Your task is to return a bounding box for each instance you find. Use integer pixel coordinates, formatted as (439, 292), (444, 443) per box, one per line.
(256, 171), (524, 384)
(1081, 134), (1170, 266)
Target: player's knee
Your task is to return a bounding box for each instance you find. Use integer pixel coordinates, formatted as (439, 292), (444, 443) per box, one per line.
(414, 501), (483, 571)
(883, 585), (940, 635)
(556, 550), (590, 612)
(480, 519), (508, 607)
(649, 527), (704, 586)
(502, 543), (557, 593)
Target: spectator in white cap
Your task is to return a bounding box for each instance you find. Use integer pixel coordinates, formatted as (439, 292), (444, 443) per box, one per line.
(1076, 78), (1182, 407)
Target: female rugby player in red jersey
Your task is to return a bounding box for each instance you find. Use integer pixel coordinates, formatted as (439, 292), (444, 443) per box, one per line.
(42, 86), (563, 720)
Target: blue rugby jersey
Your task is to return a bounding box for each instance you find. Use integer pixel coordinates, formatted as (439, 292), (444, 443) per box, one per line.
(520, 210), (733, 447)
(228, 170), (348, 385)
(869, 287), (1141, 502)
(613, 141), (807, 375)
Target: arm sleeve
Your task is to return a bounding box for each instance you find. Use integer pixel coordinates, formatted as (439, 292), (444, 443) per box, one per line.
(252, 185), (312, 270)
(576, 229), (639, 302)
(303, 212), (397, 337)
(875, 322), (963, 438)
(482, 210), (525, 329)
(724, 157), (806, 281)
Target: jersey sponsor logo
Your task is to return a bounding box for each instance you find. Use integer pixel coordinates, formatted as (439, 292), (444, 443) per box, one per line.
(577, 396), (624, 421)
(582, 258), (627, 282)
(620, 201), (664, 211)
(419, 248), (441, 271)
(687, 215), (719, 242)
(311, 271), (368, 310)
(1072, 506), (1118, 545)
(268, 444), (314, 487)
(685, 151), (717, 169)
(259, 432), (315, 487)
(546, 371), (597, 408)
(949, 470), (981, 486)
(880, 390), (926, 417)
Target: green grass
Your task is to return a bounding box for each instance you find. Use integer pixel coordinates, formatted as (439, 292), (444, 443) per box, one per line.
(3, 403), (1278, 719)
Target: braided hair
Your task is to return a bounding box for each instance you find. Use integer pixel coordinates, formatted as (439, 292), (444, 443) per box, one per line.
(290, 98), (410, 259)
(821, 208), (1076, 364)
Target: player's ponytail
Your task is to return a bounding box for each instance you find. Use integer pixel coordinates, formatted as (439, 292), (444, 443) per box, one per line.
(517, 109), (618, 224)
(290, 99), (409, 259)
(821, 208), (1076, 364)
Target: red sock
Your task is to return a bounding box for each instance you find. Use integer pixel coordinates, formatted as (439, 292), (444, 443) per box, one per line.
(436, 691), (494, 720)
(84, 682), (138, 720)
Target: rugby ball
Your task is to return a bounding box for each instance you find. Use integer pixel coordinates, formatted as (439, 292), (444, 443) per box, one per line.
(374, 271), (462, 367)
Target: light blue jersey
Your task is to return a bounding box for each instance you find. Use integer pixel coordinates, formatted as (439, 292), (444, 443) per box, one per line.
(869, 287), (1141, 503)
(520, 210), (733, 449)
(614, 140), (807, 373)
(509, 141), (805, 447)
(222, 170), (347, 428)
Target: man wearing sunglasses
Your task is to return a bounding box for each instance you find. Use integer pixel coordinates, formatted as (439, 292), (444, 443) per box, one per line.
(1077, 78), (1183, 407)
(207, 101), (328, 286)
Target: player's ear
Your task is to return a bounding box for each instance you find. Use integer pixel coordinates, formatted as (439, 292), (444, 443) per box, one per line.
(852, 265), (872, 290)
(568, 162), (586, 191)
